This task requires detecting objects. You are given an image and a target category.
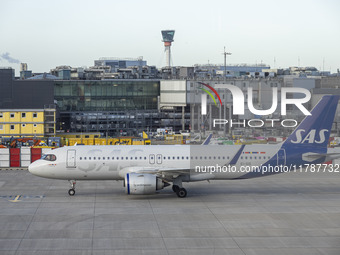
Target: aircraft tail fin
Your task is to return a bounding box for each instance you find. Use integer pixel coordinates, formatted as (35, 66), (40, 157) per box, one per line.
(282, 95), (339, 151)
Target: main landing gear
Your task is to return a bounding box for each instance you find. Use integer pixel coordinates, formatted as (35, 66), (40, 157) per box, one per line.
(172, 177), (187, 198)
(172, 185), (187, 198)
(68, 180), (76, 196)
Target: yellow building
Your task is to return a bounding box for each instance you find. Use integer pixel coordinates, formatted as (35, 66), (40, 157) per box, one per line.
(0, 108), (56, 137)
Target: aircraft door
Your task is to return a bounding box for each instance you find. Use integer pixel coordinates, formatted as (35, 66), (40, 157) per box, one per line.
(149, 154), (155, 164)
(67, 149), (76, 168)
(156, 154), (162, 164)
(277, 149), (286, 166)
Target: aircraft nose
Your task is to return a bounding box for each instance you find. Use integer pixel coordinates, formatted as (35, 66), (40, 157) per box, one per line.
(28, 162), (34, 173)
(28, 161), (39, 175)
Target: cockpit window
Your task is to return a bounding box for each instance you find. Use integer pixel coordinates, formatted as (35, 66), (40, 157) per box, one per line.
(41, 154), (57, 161)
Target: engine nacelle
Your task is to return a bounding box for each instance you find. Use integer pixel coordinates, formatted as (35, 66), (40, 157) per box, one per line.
(125, 173), (167, 194)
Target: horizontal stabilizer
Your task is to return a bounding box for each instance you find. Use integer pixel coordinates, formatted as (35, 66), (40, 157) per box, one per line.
(302, 152), (340, 162)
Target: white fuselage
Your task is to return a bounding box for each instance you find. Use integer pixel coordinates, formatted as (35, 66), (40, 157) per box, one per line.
(28, 144), (281, 181)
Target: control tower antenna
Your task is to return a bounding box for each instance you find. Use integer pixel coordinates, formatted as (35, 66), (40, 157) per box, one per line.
(161, 30), (175, 68)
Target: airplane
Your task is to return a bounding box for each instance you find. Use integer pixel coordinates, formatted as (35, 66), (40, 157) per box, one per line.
(28, 95), (340, 198)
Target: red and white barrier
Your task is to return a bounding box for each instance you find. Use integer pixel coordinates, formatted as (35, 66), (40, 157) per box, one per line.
(21, 147), (31, 167)
(0, 148), (52, 168)
(10, 148), (20, 167)
(0, 148), (10, 168)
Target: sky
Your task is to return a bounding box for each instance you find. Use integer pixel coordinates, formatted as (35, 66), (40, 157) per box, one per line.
(1, 0), (339, 75)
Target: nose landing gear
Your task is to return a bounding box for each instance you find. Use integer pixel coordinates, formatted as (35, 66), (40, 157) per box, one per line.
(68, 180), (76, 196)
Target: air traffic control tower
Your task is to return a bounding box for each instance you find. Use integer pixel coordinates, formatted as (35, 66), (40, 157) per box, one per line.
(161, 30), (175, 67)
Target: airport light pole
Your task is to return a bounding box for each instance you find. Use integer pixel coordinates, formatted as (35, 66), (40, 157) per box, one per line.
(223, 46), (232, 82)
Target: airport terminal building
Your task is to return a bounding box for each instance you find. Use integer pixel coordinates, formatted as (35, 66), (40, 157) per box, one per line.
(1, 66), (340, 138)
(0, 69), (188, 137)
(54, 79), (163, 136)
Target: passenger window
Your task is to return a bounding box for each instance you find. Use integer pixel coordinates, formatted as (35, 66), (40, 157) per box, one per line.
(89, 157), (92, 160)
(182, 157), (184, 160)
(84, 157), (87, 160)
(94, 157), (96, 160)
(98, 157), (101, 160)
(135, 157), (138, 160)
(80, 157), (82, 160)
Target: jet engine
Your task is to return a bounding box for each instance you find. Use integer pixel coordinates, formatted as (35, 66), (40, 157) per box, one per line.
(125, 173), (169, 194)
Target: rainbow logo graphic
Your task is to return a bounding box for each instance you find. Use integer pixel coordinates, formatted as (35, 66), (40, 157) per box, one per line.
(198, 82), (222, 115)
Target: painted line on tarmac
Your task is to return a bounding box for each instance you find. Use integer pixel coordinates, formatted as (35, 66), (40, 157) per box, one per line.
(0, 195), (45, 202)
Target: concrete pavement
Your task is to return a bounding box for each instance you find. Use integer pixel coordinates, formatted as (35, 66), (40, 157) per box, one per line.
(0, 169), (340, 254)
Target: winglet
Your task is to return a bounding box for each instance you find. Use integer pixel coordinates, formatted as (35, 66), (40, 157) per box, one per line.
(202, 134), (213, 145)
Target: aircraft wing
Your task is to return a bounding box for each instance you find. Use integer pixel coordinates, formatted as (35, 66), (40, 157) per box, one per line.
(119, 167), (190, 180)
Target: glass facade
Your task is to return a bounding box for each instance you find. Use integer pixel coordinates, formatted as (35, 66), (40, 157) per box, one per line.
(54, 80), (160, 112)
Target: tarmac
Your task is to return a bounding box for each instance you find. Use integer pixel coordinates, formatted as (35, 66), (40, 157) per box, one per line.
(0, 168), (340, 255)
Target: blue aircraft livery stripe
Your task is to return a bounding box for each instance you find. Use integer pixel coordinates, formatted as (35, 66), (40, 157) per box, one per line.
(127, 173), (130, 194)
(229, 144), (246, 165)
